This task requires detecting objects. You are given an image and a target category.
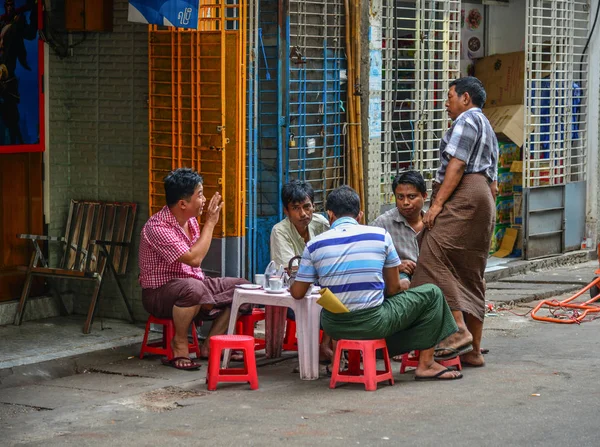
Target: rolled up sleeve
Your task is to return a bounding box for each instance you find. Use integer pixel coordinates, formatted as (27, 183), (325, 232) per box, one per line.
(444, 119), (478, 164)
(295, 247), (318, 283)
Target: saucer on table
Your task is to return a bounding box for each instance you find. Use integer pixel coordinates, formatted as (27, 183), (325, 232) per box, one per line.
(264, 288), (286, 294)
(236, 284), (263, 290)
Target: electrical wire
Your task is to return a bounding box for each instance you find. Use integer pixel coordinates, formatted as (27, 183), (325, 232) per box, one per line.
(389, 3), (415, 175)
(574, 0), (600, 145)
(578, 0), (600, 82)
(392, 3), (401, 172)
(40, 3), (88, 59)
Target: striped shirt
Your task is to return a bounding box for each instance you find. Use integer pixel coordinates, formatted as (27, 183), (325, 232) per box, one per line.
(295, 217), (401, 311)
(436, 108), (499, 183)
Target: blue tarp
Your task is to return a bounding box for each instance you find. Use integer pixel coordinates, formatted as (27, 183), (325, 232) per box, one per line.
(128, 0), (199, 30)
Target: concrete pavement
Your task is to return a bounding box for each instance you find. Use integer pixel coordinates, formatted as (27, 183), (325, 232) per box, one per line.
(1, 259), (599, 446)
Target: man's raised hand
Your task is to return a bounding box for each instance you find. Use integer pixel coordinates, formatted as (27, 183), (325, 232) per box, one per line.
(205, 192), (223, 227)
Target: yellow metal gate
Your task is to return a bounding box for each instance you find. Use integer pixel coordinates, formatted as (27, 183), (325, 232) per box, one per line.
(148, 1), (247, 243)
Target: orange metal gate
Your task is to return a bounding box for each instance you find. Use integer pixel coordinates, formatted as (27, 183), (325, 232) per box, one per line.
(148, 1), (247, 241)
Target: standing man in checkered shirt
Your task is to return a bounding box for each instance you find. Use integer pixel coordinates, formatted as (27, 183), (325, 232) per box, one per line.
(411, 77), (498, 368)
(139, 168), (250, 370)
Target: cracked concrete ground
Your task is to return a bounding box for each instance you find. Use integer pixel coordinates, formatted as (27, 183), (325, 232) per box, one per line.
(1, 260), (599, 446)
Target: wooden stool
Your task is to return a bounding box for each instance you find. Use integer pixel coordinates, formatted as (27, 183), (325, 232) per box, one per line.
(329, 339), (394, 391)
(206, 335), (259, 391)
(139, 315), (201, 360)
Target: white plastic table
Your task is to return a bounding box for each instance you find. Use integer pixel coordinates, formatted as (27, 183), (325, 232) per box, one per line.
(222, 288), (322, 380)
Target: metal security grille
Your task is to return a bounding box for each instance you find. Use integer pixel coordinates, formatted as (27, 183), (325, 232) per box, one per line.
(524, 0), (589, 188)
(287, 0), (347, 209)
(245, 0), (280, 277)
(148, 1), (247, 241)
(380, 0), (460, 204)
(246, 0), (258, 278)
(245, 0), (348, 276)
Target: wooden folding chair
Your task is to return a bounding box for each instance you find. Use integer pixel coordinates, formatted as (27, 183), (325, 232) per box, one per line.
(14, 200), (137, 334)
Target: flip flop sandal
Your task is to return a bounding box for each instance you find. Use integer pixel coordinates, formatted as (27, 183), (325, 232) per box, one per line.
(161, 357), (201, 371)
(481, 348), (490, 355)
(415, 367), (463, 381)
(434, 343), (473, 361)
(392, 351), (417, 363)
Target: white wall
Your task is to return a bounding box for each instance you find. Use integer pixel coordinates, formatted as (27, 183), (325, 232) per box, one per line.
(486, 1), (526, 55)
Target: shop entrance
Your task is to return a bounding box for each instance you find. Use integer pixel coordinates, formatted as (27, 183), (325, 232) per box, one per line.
(522, 0), (589, 259)
(0, 152), (45, 302)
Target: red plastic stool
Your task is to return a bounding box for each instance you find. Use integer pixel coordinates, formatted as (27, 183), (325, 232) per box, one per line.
(206, 335), (259, 391)
(235, 308), (266, 351)
(329, 339), (394, 391)
(139, 315), (201, 360)
(283, 318), (299, 351)
(399, 350), (462, 373)
(283, 318), (324, 351)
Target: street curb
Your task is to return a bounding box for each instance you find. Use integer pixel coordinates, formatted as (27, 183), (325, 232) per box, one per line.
(487, 283), (584, 306)
(0, 339), (297, 390)
(484, 250), (594, 283)
(0, 344), (136, 390)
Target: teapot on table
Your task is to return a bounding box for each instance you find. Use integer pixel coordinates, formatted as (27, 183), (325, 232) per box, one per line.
(286, 255), (302, 286)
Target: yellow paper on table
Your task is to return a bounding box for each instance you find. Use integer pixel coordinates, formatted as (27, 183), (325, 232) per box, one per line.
(316, 288), (349, 313)
(492, 228), (518, 258)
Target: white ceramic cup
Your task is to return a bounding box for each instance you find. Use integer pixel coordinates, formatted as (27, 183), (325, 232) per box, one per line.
(254, 274), (265, 287)
(268, 277), (283, 291)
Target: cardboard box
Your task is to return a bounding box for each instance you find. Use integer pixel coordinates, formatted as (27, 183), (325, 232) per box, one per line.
(475, 51), (525, 107)
(483, 104), (525, 147)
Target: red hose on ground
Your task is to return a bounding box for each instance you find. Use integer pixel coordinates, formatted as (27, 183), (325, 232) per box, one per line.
(531, 244), (600, 324)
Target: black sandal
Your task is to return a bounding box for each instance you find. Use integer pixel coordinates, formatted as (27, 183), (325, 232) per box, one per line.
(414, 368), (463, 381)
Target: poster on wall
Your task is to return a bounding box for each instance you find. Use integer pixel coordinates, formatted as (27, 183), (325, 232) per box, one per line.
(128, 0), (200, 30)
(0, 0), (44, 154)
(460, 3), (485, 77)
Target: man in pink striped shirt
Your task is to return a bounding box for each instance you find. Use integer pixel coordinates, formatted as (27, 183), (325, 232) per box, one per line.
(139, 168), (249, 370)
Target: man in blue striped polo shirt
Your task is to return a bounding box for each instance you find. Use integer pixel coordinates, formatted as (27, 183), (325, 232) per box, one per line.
(290, 186), (463, 381)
